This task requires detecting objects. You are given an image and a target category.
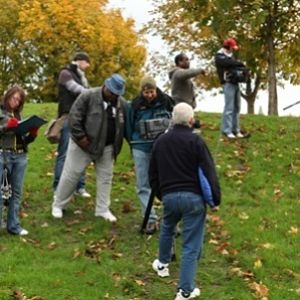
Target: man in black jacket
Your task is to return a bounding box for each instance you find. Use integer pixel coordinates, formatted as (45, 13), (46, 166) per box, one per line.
(52, 74), (127, 222)
(149, 103), (220, 300)
(215, 38), (246, 139)
(53, 52), (91, 198)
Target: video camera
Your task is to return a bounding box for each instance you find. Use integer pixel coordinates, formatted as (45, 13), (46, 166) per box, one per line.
(225, 66), (250, 83)
(139, 118), (170, 140)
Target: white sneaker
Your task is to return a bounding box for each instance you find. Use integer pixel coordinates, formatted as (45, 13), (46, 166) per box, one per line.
(52, 206), (63, 218)
(95, 210), (117, 222)
(226, 133), (236, 139)
(19, 229), (29, 236)
(75, 188), (91, 198)
(152, 259), (170, 277)
(175, 288), (201, 300)
(236, 132), (244, 138)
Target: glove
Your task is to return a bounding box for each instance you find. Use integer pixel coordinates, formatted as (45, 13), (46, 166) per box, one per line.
(6, 117), (19, 129)
(29, 127), (39, 136)
(77, 136), (90, 151)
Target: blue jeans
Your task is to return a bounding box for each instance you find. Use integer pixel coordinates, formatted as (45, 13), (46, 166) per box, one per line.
(221, 82), (241, 134)
(132, 149), (157, 222)
(159, 191), (206, 293)
(53, 119), (85, 191)
(0, 152), (27, 234)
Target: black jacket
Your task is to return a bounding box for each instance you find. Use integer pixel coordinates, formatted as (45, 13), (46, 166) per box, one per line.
(149, 124), (221, 206)
(215, 49), (245, 84)
(57, 64), (85, 117)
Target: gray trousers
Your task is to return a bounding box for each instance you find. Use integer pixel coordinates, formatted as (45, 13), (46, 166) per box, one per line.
(53, 138), (114, 215)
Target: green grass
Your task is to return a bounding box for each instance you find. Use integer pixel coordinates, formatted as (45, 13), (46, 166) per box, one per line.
(0, 103), (300, 299)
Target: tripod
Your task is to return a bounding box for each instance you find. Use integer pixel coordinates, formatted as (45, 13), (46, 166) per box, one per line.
(140, 189), (177, 261)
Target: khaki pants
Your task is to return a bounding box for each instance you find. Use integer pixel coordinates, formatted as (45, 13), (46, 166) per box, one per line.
(53, 138), (114, 215)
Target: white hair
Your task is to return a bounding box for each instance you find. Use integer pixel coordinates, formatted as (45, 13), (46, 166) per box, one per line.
(172, 102), (194, 125)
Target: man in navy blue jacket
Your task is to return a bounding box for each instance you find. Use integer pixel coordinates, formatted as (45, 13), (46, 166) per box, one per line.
(149, 103), (221, 300)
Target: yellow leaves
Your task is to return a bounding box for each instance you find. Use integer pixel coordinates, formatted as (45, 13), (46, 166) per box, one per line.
(253, 258), (263, 269)
(238, 212), (249, 220)
(287, 226), (299, 235)
(259, 243), (275, 250)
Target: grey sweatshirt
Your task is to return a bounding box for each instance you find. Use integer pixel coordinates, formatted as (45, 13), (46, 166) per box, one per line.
(169, 67), (204, 109)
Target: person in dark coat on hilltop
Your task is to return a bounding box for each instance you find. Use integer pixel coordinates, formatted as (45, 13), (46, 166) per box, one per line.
(126, 76), (174, 234)
(215, 38), (247, 139)
(0, 86), (39, 236)
(51, 74), (127, 222)
(53, 51), (91, 199)
(149, 102), (221, 300)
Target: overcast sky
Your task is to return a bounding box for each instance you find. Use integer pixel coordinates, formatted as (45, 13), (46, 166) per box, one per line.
(108, 0), (300, 116)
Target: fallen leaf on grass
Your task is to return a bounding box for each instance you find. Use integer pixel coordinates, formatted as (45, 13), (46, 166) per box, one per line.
(260, 243), (275, 250)
(230, 267), (255, 280)
(288, 226), (299, 234)
(122, 201), (135, 213)
(112, 252), (123, 259)
(12, 289), (44, 300)
(238, 212), (249, 220)
(254, 258), (263, 269)
(248, 281), (269, 298)
(135, 279), (146, 286)
(112, 272), (122, 282)
(47, 242), (57, 250)
(78, 226), (93, 235)
(72, 248), (81, 259)
(284, 269), (300, 282)
(208, 239), (219, 245)
(65, 219), (80, 226)
(20, 212), (28, 218)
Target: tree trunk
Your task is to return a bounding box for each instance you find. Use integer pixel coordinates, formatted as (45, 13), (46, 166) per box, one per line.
(241, 74), (261, 114)
(266, 13), (278, 115)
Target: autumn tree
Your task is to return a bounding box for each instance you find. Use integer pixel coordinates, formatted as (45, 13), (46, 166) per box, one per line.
(0, 0), (146, 101)
(149, 0), (300, 115)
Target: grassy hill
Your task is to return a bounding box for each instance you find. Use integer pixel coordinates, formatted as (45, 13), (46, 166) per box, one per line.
(0, 103), (299, 300)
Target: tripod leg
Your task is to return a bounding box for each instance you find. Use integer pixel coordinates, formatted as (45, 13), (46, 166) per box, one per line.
(171, 238), (176, 261)
(140, 189), (155, 233)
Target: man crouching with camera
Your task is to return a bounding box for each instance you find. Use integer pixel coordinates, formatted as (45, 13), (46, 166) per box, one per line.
(215, 38), (248, 139)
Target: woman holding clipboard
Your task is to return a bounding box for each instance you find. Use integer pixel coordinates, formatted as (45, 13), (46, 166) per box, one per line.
(0, 86), (39, 236)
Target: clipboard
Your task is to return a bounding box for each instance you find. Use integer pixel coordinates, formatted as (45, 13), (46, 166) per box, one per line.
(13, 115), (47, 135)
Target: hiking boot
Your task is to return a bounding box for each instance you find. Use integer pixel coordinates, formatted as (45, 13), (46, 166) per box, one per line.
(175, 288), (201, 300)
(152, 259), (170, 277)
(75, 188), (91, 198)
